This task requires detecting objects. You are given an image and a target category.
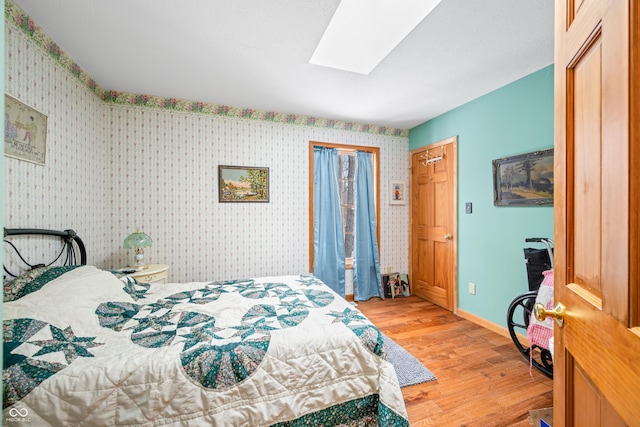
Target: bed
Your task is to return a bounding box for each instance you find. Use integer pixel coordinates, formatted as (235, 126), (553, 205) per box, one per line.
(3, 228), (408, 426)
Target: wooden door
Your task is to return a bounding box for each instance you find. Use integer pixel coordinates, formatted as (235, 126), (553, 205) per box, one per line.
(410, 136), (457, 311)
(554, 0), (640, 426)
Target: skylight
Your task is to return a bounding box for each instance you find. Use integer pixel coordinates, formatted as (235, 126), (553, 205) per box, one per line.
(309, 0), (444, 75)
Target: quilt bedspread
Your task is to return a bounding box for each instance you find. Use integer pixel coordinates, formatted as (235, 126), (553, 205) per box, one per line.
(3, 266), (408, 426)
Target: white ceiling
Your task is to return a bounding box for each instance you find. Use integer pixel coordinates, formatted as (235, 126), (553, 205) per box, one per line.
(12, 0), (554, 130)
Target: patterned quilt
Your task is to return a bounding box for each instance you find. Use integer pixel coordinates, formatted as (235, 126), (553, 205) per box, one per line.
(3, 266), (408, 426)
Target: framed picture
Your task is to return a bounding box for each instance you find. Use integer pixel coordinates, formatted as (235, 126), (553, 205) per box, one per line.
(382, 273), (397, 298)
(492, 148), (554, 206)
(389, 180), (406, 205)
(4, 94), (48, 165)
(382, 273), (411, 298)
(218, 165), (269, 202)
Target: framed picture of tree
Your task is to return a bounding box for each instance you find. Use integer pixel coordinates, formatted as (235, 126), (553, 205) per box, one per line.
(492, 148), (554, 206)
(218, 165), (269, 202)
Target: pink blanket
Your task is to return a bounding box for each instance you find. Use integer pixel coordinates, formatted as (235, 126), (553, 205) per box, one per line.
(527, 269), (554, 350)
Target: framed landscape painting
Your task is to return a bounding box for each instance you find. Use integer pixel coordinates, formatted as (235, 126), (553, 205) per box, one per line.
(492, 148), (554, 206)
(218, 165), (269, 202)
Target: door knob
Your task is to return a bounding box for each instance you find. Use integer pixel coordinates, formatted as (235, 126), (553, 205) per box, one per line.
(534, 302), (565, 327)
(444, 233), (452, 240)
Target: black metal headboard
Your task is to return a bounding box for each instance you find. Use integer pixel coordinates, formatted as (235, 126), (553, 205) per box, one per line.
(3, 228), (87, 278)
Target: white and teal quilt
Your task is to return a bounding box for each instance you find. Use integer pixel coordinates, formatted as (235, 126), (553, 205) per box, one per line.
(3, 266), (408, 426)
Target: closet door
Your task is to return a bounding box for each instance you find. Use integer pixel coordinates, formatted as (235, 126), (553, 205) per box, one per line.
(410, 136), (457, 311)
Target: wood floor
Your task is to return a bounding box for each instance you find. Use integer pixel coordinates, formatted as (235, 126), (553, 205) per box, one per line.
(356, 296), (553, 427)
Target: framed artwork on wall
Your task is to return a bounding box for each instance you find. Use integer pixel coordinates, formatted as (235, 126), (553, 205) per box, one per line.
(492, 148), (554, 206)
(218, 165), (269, 202)
(4, 94), (48, 165)
(389, 180), (406, 205)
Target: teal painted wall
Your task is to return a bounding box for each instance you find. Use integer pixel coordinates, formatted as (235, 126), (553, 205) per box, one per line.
(409, 65), (554, 328)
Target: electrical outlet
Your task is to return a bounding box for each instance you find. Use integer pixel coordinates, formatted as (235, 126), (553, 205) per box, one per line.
(468, 282), (476, 295)
(385, 266), (392, 274)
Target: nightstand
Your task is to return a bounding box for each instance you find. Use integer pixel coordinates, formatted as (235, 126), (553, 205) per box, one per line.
(126, 264), (169, 284)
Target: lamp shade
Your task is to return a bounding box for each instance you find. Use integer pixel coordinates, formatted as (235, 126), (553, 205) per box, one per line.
(123, 230), (153, 249)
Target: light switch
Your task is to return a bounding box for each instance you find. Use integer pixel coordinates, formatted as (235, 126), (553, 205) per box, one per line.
(465, 202), (472, 214)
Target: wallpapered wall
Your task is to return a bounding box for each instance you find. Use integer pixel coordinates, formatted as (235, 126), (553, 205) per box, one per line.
(4, 16), (410, 286)
(4, 25), (113, 269)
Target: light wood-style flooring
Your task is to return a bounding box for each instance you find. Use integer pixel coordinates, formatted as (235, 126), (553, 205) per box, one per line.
(356, 296), (553, 427)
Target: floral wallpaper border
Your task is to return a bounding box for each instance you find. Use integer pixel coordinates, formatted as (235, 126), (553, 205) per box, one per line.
(5, 0), (409, 138)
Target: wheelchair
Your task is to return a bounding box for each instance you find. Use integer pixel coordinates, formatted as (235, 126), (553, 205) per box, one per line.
(506, 238), (554, 379)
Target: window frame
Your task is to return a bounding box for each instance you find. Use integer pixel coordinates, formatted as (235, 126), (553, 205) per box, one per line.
(308, 141), (380, 271)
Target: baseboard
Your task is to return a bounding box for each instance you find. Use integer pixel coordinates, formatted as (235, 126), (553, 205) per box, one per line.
(345, 294), (354, 302)
(456, 308), (530, 345)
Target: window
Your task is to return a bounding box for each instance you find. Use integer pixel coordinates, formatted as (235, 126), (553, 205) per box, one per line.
(309, 142), (379, 270)
(339, 152), (356, 261)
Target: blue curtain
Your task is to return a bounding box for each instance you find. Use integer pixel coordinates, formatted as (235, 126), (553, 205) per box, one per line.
(313, 146), (346, 296)
(353, 151), (383, 301)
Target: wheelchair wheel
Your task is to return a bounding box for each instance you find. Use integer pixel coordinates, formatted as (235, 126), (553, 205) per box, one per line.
(506, 290), (554, 379)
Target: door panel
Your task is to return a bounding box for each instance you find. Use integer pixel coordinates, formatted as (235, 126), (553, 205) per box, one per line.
(555, 0), (640, 425)
(571, 36), (602, 297)
(410, 137), (457, 311)
(572, 361), (627, 427)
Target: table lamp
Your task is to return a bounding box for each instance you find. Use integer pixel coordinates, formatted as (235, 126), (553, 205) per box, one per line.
(123, 230), (152, 270)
